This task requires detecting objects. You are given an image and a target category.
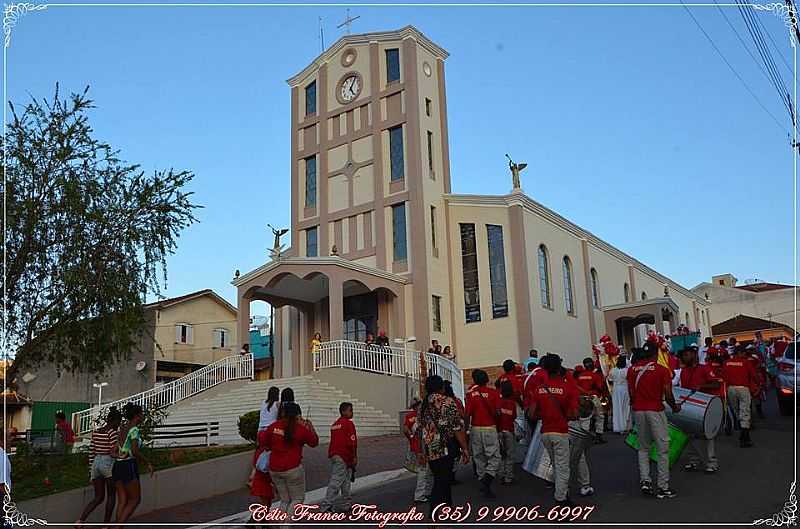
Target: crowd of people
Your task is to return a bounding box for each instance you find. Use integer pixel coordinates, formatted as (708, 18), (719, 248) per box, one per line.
(6, 331), (783, 529)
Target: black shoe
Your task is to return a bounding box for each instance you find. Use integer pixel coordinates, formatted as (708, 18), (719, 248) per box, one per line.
(555, 497), (576, 507)
(656, 487), (677, 499)
(594, 434), (607, 444)
(740, 428), (753, 448)
(480, 474), (496, 499)
(640, 480), (654, 496)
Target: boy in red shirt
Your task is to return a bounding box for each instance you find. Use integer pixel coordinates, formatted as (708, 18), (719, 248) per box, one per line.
(55, 411), (75, 454)
(496, 359), (524, 405)
(723, 346), (758, 448)
(320, 402), (357, 512)
(679, 346), (721, 473)
(575, 358), (608, 444)
(528, 354), (579, 506)
(497, 381), (517, 485)
(465, 369), (501, 498)
(627, 343), (681, 499)
(402, 398), (432, 503)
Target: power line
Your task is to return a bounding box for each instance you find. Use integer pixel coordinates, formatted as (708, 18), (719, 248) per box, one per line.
(752, 2), (794, 76)
(680, 1), (789, 134)
(735, 0), (794, 122)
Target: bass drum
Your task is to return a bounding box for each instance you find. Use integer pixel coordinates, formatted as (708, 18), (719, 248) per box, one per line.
(666, 387), (723, 439)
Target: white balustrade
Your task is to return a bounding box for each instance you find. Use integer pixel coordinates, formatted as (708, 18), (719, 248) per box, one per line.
(315, 340), (464, 399)
(72, 353), (254, 434)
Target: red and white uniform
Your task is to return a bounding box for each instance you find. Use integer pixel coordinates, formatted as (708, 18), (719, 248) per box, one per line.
(465, 385), (500, 427)
(329, 417), (357, 467)
(530, 374), (579, 434)
(627, 360), (672, 412)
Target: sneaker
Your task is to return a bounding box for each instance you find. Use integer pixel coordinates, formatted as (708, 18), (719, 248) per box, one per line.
(579, 485), (595, 497)
(555, 497), (576, 507)
(704, 465), (719, 474)
(640, 480), (654, 495)
(656, 487), (677, 499)
(683, 462), (700, 472)
(501, 478), (514, 485)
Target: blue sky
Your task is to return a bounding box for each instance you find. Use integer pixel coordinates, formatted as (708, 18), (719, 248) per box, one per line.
(5, 2), (797, 315)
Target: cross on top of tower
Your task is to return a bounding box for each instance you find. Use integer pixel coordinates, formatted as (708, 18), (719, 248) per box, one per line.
(336, 8), (360, 35)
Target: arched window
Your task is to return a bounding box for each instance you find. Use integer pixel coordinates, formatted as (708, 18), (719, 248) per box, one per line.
(624, 283), (631, 303)
(702, 310), (706, 325)
(685, 312), (690, 326)
(537, 245), (552, 308)
(590, 268), (600, 308)
(641, 291), (648, 300)
(563, 256), (575, 315)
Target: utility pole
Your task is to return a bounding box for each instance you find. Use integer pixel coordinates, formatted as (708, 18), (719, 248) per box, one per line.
(786, 0), (800, 43)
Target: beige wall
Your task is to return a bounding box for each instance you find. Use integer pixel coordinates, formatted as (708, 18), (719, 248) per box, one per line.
(692, 283), (799, 329)
(523, 209), (593, 368)
(154, 296), (238, 366)
(446, 203), (520, 369)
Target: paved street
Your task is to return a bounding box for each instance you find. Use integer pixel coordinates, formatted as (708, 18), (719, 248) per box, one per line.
(136, 395), (796, 527)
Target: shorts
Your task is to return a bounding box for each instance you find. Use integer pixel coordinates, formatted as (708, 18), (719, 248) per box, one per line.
(91, 454), (115, 480)
(112, 458), (139, 484)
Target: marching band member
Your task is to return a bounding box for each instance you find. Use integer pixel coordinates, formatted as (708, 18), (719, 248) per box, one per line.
(497, 381), (518, 485)
(678, 346), (720, 473)
(465, 369), (501, 498)
(627, 342), (681, 499)
(575, 358), (608, 444)
(528, 354), (580, 507)
(723, 345), (758, 448)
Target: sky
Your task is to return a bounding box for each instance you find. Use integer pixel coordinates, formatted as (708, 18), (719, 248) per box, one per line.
(5, 2), (798, 316)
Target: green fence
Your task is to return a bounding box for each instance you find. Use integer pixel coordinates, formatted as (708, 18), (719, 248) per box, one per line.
(31, 401), (90, 430)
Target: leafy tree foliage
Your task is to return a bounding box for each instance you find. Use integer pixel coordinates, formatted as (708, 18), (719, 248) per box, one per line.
(2, 85), (200, 375)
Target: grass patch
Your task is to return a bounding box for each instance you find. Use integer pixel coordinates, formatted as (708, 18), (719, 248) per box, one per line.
(12, 444), (253, 502)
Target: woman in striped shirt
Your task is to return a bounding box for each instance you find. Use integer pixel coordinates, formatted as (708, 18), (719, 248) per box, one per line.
(76, 406), (122, 527)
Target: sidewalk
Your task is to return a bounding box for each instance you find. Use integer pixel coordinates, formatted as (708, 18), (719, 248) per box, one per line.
(133, 434), (408, 526)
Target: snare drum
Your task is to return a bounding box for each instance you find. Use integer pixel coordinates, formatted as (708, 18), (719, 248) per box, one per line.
(666, 387), (723, 439)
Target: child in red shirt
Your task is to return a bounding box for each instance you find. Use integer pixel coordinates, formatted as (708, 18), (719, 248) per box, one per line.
(320, 402), (357, 512)
(403, 398), (432, 503)
(498, 381), (517, 485)
(466, 369), (501, 498)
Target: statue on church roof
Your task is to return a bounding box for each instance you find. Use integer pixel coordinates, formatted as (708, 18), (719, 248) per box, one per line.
(505, 154), (527, 191)
(268, 224), (289, 260)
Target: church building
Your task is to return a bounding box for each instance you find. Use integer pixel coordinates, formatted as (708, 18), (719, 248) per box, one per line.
(233, 26), (711, 379)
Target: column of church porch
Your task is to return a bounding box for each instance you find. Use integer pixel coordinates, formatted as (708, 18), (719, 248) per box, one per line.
(237, 291), (250, 352)
(328, 278), (343, 340)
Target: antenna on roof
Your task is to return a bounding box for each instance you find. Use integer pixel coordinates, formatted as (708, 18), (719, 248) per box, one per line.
(337, 8), (360, 35)
(319, 16), (325, 52)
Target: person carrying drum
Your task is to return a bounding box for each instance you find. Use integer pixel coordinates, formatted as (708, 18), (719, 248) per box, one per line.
(627, 342), (682, 499)
(575, 357), (608, 445)
(678, 346), (720, 473)
(722, 345), (758, 448)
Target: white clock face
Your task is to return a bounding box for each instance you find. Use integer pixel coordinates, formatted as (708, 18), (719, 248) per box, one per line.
(340, 74), (361, 102)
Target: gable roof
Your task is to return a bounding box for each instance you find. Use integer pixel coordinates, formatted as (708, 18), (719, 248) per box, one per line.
(734, 282), (795, 293)
(144, 289), (237, 315)
(711, 314), (795, 336)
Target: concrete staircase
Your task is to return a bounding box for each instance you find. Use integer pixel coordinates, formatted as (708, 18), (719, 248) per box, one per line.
(157, 375), (400, 446)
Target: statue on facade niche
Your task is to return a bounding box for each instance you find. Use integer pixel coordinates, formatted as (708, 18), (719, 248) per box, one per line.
(505, 154), (527, 190)
(331, 245), (338, 256)
(268, 224), (289, 260)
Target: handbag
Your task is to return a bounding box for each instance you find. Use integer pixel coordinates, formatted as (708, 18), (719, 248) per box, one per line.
(255, 450), (270, 473)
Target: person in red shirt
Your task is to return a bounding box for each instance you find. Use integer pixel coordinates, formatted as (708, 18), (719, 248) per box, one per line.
(496, 359), (524, 406)
(745, 345), (767, 420)
(465, 369), (501, 498)
(574, 358), (608, 444)
(678, 347), (721, 473)
(627, 342), (681, 499)
(248, 428), (275, 524)
(403, 399), (432, 503)
(528, 354), (579, 506)
(320, 402), (358, 512)
(497, 381), (517, 485)
(55, 411), (75, 454)
(263, 402), (319, 517)
(723, 345), (758, 448)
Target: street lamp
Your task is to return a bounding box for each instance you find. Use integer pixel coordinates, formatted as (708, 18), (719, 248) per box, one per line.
(92, 382), (108, 407)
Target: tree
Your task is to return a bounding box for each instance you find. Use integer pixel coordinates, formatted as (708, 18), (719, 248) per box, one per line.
(2, 85), (201, 375)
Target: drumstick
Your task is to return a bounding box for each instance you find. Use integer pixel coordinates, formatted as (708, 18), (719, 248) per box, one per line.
(676, 390), (697, 406)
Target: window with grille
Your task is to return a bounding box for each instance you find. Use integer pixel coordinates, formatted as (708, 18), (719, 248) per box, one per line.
(460, 223), (481, 323)
(487, 225), (508, 318)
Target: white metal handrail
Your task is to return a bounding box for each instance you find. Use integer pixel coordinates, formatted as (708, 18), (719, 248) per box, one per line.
(72, 353), (254, 434)
(315, 340), (464, 400)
